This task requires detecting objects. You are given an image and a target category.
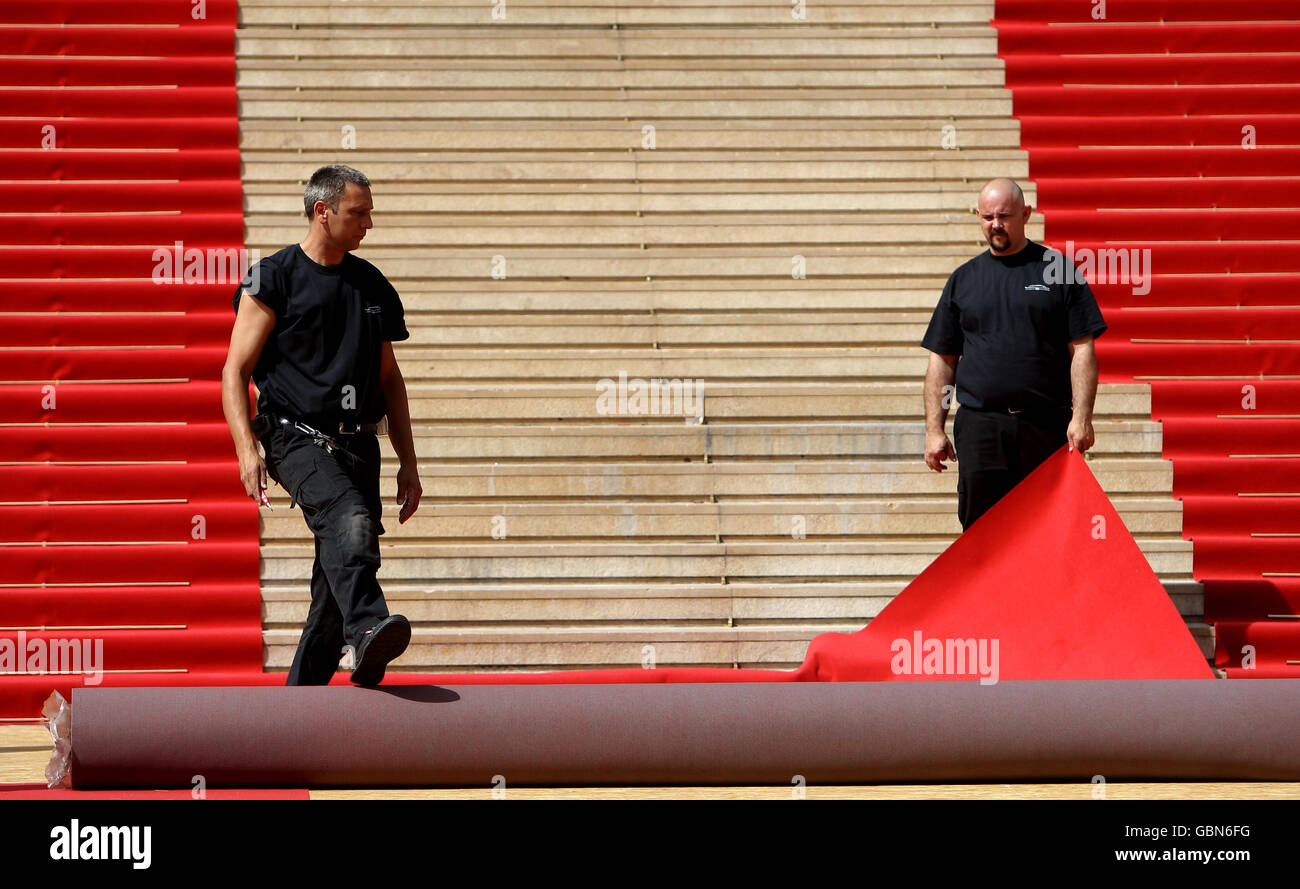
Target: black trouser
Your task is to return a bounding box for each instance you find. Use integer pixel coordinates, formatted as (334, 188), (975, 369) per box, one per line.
(262, 423), (390, 685)
(953, 406), (1070, 531)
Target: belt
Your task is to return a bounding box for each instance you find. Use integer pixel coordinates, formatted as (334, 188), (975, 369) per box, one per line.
(253, 413), (379, 438)
(966, 405), (1070, 417)
(253, 413), (376, 462)
(1004, 406), (1071, 417)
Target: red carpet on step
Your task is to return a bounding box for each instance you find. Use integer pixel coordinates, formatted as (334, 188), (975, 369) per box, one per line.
(0, 0), (263, 719)
(993, 0), (1300, 677)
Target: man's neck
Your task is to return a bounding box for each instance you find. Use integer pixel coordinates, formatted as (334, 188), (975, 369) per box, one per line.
(298, 234), (345, 267)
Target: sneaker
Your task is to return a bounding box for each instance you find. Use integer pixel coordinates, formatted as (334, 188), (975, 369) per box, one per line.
(349, 615), (411, 686)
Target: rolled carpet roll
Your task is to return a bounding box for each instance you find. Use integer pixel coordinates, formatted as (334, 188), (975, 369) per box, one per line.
(67, 680), (1300, 787)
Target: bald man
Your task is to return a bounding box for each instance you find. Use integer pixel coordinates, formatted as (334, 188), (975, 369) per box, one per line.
(921, 179), (1107, 530)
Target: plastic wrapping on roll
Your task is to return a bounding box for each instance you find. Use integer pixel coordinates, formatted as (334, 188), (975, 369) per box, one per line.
(42, 690), (71, 789)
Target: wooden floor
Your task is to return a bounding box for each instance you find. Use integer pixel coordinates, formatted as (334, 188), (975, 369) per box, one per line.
(5, 725), (1297, 800)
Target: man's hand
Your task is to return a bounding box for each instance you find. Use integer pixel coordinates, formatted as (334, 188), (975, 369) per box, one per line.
(396, 462), (422, 524)
(923, 351), (959, 472)
(223, 289), (276, 504)
(925, 430), (957, 472)
(1067, 335), (1098, 454)
(1067, 415), (1095, 453)
(237, 443), (268, 502)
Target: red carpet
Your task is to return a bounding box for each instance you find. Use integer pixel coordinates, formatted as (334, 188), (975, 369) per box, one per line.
(794, 449), (1212, 682)
(993, 0), (1300, 678)
(0, 0), (263, 718)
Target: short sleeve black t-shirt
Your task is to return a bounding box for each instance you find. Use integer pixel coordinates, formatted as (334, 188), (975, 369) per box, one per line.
(233, 244), (409, 428)
(920, 241), (1107, 412)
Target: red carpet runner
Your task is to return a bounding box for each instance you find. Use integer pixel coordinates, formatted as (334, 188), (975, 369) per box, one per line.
(0, 0), (262, 717)
(993, 0), (1300, 678)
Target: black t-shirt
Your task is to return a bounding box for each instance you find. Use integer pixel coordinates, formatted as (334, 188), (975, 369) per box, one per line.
(233, 244), (409, 428)
(921, 241), (1107, 412)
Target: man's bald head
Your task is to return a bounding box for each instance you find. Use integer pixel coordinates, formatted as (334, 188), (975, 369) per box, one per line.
(976, 178), (1032, 256)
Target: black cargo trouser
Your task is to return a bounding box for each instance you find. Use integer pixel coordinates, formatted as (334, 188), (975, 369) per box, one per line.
(262, 422), (390, 685)
(953, 405), (1071, 532)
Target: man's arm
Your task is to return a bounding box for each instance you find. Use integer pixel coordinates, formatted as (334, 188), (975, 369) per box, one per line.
(379, 341), (422, 524)
(1067, 334), (1098, 453)
(222, 292), (276, 500)
(924, 351), (959, 471)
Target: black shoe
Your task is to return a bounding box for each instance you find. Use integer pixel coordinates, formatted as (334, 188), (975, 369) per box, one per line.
(349, 615), (411, 686)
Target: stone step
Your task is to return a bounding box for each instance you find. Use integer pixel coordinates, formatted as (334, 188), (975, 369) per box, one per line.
(235, 28), (999, 62)
(259, 494), (1183, 543)
(242, 248), (1028, 281)
(237, 2), (996, 28)
(388, 382), (1150, 421)
(241, 154), (1023, 183)
(262, 579), (1207, 623)
(261, 620), (1216, 670)
(258, 538), (1195, 582)
(247, 216), (1024, 249)
(258, 419), (1157, 462)
(389, 349), (1090, 383)
(241, 182), (1031, 216)
(237, 65), (1008, 91)
(256, 455), (1171, 502)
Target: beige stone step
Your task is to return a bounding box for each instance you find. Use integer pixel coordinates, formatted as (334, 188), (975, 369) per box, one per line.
(361, 456), (1167, 498)
(273, 419), (1156, 461)
(237, 65), (1006, 91)
(238, 2), (995, 28)
(240, 155), (1022, 184)
(398, 324), (932, 348)
(260, 493), (1181, 544)
(382, 283), (949, 312)
(262, 577), (1205, 624)
(397, 317), (932, 333)
(389, 348), (968, 380)
(248, 248), (1023, 281)
(246, 217), (1014, 249)
(258, 537), (1194, 584)
(239, 85), (1008, 101)
(262, 623), (845, 670)
(263, 580), (903, 625)
(390, 382), (1151, 421)
(262, 618), (1215, 670)
(235, 28), (999, 61)
(241, 181), (1033, 216)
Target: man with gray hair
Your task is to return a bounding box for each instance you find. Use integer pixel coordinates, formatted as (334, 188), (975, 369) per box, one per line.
(921, 178), (1107, 530)
(222, 164), (422, 685)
